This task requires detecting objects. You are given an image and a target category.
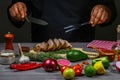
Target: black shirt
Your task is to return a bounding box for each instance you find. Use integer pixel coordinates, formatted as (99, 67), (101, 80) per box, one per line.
(9, 0), (117, 42)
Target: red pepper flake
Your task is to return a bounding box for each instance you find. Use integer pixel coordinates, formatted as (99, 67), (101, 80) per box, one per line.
(82, 61), (89, 65)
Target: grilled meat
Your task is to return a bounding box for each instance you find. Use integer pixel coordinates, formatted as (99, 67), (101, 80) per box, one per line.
(33, 38), (72, 52)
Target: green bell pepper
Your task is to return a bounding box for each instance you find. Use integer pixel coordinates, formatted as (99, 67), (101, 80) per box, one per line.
(92, 56), (110, 69)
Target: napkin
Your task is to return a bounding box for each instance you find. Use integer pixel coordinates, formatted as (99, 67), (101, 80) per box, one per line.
(87, 40), (117, 50)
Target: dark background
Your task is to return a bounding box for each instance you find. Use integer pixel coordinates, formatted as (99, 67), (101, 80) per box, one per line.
(0, 0), (120, 42)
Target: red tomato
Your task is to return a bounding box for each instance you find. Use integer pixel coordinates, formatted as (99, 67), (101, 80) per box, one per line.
(72, 64), (83, 76)
(118, 54), (120, 61)
(60, 65), (69, 74)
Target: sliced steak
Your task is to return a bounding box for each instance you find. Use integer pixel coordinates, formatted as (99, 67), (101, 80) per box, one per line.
(33, 43), (41, 52)
(58, 38), (66, 49)
(40, 42), (48, 51)
(64, 40), (72, 48)
(54, 38), (61, 50)
(47, 39), (56, 51)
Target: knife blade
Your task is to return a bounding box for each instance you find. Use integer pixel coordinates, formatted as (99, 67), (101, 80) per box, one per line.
(25, 16), (48, 26)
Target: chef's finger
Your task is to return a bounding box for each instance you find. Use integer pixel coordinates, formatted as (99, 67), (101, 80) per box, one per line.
(22, 5), (27, 21)
(9, 6), (21, 21)
(90, 7), (99, 27)
(93, 8), (104, 26)
(97, 10), (108, 24)
(98, 20), (102, 24)
(20, 4), (27, 18)
(15, 5), (22, 20)
(9, 7), (17, 18)
(100, 10), (108, 23)
(17, 4), (26, 20)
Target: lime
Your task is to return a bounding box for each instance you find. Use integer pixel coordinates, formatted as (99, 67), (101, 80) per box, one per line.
(63, 68), (75, 79)
(93, 61), (106, 75)
(84, 65), (96, 77)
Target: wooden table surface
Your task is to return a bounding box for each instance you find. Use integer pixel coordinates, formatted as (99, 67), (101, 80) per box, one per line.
(0, 42), (120, 80)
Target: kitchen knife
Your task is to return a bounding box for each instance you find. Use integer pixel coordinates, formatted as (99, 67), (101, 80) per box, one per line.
(25, 16), (48, 26)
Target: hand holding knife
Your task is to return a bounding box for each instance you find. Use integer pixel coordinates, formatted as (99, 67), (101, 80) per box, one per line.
(9, 2), (48, 26)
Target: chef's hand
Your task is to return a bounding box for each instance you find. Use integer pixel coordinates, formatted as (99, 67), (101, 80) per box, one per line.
(9, 2), (27, 21)
(90, 5), (110, 27)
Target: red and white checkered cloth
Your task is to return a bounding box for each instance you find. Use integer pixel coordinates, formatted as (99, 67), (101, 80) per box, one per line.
(87, 40), (117, 50)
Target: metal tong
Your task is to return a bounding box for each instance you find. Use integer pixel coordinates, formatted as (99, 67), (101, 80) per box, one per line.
(64, 21), (89, 33)
(25, 16), (48, 26)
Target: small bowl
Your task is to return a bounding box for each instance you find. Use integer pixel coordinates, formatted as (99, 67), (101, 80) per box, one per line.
(0, 50), (16, 64)
(99, 49), (116, 62)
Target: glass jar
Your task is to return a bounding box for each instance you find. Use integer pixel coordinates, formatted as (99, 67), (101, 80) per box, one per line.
(117, 25), (120, 47)
(114, 25), (120, 51)
(0, 50), (15, 64)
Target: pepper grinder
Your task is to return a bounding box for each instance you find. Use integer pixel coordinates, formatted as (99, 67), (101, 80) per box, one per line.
(4, 32), (14, 50)
(0, 32), (15, 64)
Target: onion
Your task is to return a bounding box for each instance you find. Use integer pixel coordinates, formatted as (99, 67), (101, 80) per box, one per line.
(43, 58), (58, 72)
(115, 61), (120, 72)
(57, 59), (71, 67)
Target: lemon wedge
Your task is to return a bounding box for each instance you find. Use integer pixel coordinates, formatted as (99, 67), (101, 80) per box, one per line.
(93, 61), (106, 75)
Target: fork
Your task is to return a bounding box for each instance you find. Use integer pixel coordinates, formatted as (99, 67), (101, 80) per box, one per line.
(64, 21), (89, 33)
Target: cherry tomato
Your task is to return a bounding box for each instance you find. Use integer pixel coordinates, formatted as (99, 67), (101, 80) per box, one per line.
(60, 65), (69, 74)
(118, 54), (120, 61)
(72, 64), (83, 76)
